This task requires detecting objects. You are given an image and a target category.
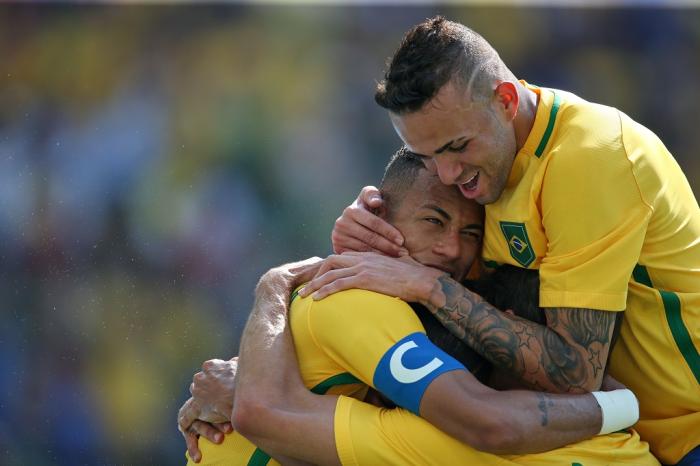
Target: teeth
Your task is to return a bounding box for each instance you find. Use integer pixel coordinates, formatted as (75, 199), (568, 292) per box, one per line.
(462, 171), (478, 185)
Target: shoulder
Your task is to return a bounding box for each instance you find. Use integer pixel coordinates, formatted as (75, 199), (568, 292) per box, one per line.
(296, 288), (424, 337)
(548, 91), (628, 169)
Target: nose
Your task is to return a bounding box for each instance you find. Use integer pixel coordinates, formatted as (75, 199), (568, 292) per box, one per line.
(434, 155), (462, 185)
(433, 229), (461, 261)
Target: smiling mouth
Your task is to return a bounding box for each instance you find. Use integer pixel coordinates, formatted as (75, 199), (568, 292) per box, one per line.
(460, 171), (480, 191)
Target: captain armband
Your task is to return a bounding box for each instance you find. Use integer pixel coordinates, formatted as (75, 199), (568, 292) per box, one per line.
(372, 332), (466, 415)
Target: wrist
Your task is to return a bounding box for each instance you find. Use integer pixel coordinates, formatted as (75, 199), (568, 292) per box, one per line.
(590, 389), (639, 434)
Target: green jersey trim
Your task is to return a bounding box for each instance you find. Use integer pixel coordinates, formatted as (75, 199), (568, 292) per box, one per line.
(632, 264), (653, 287)
(247, 448), (272, 466)
(633, 265), (700, 385)
(310, 372), (362, 395)
(535, 92), (562, 158)
(661, 290), (700, 385)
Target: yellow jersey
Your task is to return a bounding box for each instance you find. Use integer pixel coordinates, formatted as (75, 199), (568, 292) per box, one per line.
(481, 84), (700, 464)
(189, 288), (657, 466)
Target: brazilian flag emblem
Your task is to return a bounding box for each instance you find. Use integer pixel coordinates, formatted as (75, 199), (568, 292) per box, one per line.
(499, 221), (535, 267)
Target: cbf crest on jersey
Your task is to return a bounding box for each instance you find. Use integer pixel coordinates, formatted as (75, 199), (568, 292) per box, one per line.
(499, 221), (535, 267)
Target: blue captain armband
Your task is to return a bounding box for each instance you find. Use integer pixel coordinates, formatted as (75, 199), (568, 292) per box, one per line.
(372, 332), (467, 415)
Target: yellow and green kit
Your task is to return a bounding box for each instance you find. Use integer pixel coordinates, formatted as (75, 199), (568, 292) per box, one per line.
(188, 288), (656, 466)
(482, 83), (700, 464)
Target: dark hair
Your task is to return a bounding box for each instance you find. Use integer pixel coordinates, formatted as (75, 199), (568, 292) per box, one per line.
(378, 146), (425, 218)
(375, 16), (507, 114)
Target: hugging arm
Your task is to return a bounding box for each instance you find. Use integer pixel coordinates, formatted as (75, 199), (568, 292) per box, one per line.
(424, 274), (617, 393)
(234, 283), (632, 460)
(231, 260), (341, 466)
(303, 252), (616, 394)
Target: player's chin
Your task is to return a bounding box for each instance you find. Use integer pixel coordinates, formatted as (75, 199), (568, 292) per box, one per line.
(477, 180), (504, 205)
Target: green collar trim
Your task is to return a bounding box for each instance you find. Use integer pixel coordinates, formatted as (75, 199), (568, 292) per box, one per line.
(534, 92), (562, 157)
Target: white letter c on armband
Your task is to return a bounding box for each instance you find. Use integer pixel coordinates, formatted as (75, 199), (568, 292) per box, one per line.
(389, 340), (444, 383)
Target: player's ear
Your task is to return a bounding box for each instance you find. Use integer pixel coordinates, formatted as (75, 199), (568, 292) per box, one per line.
(371, 204), (388, 220)
(504, 309), (515, 316)
(494, 81), (519, 122)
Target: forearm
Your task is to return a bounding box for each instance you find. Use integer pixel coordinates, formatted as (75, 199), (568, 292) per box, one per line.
(234, 323), (339, 465)
(232, 269), (340, 465)
(481, 389), (601, 453)
(422, 275), (611, 393)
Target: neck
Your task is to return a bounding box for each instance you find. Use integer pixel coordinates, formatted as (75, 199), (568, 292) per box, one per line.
(513, 82), (539, 152)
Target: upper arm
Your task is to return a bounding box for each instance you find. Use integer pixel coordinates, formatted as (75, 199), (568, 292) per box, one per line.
(309, 290), (429, 386)
(539, 145), (651, 311)
(542, 306), (618, 390)
(310, 290), (468, 414)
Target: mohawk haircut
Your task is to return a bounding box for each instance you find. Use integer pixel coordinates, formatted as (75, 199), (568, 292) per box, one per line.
(375, 16), (511, 114)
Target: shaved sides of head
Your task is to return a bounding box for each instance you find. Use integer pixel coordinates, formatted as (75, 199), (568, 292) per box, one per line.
(375, 16), (513, 114)
(378, 147), (425, 220)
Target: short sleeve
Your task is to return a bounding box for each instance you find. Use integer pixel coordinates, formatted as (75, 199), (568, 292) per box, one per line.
(539, 139), (652, 311)
(307, 290), (465, 414)
(307, 290), (426, 385)
(333, 396), (515, 466)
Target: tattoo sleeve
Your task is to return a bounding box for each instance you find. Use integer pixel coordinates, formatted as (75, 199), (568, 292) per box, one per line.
(424, 275), (617, 393)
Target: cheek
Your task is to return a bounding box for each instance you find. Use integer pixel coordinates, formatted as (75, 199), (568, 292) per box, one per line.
(402, 233), (427, 254)
(422, 158), (438, 174)
(459, 242), (480, 266)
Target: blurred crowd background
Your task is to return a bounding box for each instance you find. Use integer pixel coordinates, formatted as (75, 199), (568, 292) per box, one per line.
(0, 3), (698, 465)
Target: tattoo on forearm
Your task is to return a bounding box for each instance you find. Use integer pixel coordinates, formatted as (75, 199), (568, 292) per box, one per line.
(535, 392), (553, 426)
(427, 275), (617, 392)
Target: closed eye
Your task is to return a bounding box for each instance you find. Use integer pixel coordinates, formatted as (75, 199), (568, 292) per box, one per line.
(425, 217), (444, 226)
(447, 140), (470, 153)
(462, 230), (482, 242)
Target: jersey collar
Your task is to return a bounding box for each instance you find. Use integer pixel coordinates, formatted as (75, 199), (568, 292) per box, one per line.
(506, 82), (560, 188)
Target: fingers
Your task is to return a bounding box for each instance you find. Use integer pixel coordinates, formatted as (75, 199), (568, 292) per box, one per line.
(290, 260), (324, 285)
(178, 398), (200, 434)
(192, 372), (205, 396)
(312, 276), (364, 300)
(287, 256), (324, 274)
(312, 254), (359, 280)
(185, 420), (227, 463)
(332, 236), (386, 255)
(298, 255), (361, 297)
(201, 358), (226, 372)
(191, 420), (225, 444)
(306, 267), (361, 300)
(184, 430), (201, 463)
(331, 187), (405, 256)
(214, 422), (233, 434)
(179, 398), (202, 463)
(358, 185), (383, 209)
(333, 211), (405, 256)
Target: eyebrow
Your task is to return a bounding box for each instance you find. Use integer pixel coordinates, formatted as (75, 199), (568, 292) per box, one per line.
(421, 204), (484, 230)
(421, 204), (451, 220)
(434, 137), (467, 155)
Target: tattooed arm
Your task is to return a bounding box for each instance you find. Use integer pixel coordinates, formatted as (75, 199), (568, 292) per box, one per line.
(425, 275), (617, 394)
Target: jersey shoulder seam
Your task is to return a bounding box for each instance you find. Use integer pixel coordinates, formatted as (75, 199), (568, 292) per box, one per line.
(617, 109), (655, 213)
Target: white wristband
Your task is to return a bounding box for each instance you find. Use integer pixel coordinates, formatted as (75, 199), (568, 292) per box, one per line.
(591, 389), (639, 435)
